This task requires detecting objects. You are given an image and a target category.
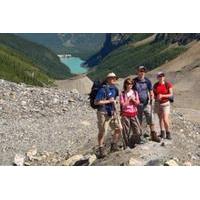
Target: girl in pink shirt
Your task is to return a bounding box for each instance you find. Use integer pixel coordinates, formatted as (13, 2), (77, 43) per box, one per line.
(120, 78), (141, 148)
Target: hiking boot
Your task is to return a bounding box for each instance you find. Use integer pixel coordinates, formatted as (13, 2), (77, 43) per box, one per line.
(110, 143), (120, 152)
(143, 132), (150, 138)
(98, 147), (106, 159)
(159, 130), (166, 139)
(166, 131), (172, 140)
(151, 131), (161, 143)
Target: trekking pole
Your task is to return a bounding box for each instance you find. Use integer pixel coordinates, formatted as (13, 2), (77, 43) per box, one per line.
(113, 100), (127, 149)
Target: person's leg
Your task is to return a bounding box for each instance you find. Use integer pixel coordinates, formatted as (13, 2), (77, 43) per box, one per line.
(110, 117), (121, 152)
(158, 112), (165, 131)
(163, 104), (171, 139)
(97, 112), (108, 158)
(144, 104), (160, 142)
(113, 128), (121, 144)
(97, 112), (106, 146)
(121, 116), (131, 147)
(137, 104), (144, 125)
(130, 117), (142, 147)
(158, 112), (165, 138)
(144, 104), (155, 132)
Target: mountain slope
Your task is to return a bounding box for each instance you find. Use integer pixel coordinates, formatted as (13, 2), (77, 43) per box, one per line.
(0, 34), (72, 80)
(148, 41), (200, 111)
(16, 33), (106, 59)
(87, 36), (186, 80)
(0, 45), (53, 86)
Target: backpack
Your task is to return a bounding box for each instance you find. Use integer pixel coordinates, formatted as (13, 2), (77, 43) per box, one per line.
(88, 80), (109, 109)
(165, 82), (174, 103)
(154, 81), (174, 103)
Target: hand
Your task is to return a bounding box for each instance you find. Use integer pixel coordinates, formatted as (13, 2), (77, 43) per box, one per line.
(109, 97), (115, 103)
(157, 94), (163, 100)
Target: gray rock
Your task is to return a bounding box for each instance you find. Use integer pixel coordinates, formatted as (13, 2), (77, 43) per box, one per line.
(21, 101), (27, 106)
(164, 159), (179, 166)
(14, 154), (25, 166)
(26, 146), (37, 161)
(128, 158), (143, 166)
(62, 155), (84, 166)
(84, 154), (97, 166)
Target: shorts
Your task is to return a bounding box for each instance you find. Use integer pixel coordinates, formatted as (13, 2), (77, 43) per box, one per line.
(154, 101), (170, 115)
(97, 111), (120, 134)
(137, 104), (153, 125)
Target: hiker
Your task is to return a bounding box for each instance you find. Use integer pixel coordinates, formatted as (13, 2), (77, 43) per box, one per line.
(153, 72), (173, 139)
(120, 78), (141, 148)
(133, 66), (161, 142)
(94, 72), (121, 158)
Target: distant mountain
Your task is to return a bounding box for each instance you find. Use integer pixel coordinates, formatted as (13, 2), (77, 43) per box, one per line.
(87, 33), (200, 80)
(16, 33), (106, 59)
(0, 34), (73, 86)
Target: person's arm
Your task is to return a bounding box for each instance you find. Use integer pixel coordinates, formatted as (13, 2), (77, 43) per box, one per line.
(148, 80), (154, 101)
(130, 91), (140, 105)
(95, 98), (114, 105)
(119, 92), (129, 107)
(159, 88), (173, 98)
(94, 88), (114, 105)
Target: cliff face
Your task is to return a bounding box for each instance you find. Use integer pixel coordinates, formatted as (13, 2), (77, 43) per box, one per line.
(155, 33), (200, 45)
(86, 33), (200, 80)
(84, 33), (130, 67)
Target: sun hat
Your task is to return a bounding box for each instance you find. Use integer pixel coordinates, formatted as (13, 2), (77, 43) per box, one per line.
(106, 72), (119, 79)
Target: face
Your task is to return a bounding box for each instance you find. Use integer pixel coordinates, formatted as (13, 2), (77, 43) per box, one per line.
(157, 74), (165, 81)
(138, 69), (145, 78)
(107, 77), (117, 85)
(126, 82), (133, 90)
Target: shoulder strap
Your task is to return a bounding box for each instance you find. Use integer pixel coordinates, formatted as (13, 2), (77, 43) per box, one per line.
(164, 81), (170, 93)
(102, 84), (110, 99)
(154, 82), (159, 88)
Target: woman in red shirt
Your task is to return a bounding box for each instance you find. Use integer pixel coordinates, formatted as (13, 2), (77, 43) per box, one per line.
(153, 72), (173, 139)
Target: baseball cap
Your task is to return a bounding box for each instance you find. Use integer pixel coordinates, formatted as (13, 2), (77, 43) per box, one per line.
(138, 66), (146, 71)
(157, 71), (165, 77)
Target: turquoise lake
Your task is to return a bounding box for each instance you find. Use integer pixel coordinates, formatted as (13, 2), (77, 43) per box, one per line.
(60, 57), (88, 74)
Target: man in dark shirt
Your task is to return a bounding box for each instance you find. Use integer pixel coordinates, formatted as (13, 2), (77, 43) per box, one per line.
(95, 72), (121, 158)
(133, 66), (160, 143)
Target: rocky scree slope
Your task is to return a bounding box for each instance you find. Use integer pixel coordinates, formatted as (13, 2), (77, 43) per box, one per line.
(0, 79), (200, 166)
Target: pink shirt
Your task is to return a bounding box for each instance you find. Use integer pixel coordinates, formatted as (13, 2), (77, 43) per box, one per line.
(120, 89), (140, 117)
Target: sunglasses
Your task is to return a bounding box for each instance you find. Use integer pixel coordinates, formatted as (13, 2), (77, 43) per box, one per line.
(126, 83), (133, 85)
(139, 70), (145, 73)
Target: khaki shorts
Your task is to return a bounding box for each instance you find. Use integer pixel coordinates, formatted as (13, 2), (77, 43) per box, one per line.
(97, 111), (120, 134)
(154, 101), (170, 115)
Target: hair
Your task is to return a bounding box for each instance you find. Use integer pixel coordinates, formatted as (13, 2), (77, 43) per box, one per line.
(123, 78), (133, 91)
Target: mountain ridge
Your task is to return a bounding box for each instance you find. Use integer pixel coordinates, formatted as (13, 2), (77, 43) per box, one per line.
(0, 34), (73, 85)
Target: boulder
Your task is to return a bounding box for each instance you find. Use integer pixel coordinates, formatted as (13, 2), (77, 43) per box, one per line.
(26, 146), (37, 161)
(128, 158), (143, 166)
(14, 154), (25, 166)
(62, 155), (84, 166)
(62, 154), (97, 166)
(164, 159), (179, 166)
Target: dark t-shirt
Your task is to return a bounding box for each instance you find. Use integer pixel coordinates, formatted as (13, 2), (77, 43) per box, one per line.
(95, 84), (119, 116)
(133, 77), (152, 105)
